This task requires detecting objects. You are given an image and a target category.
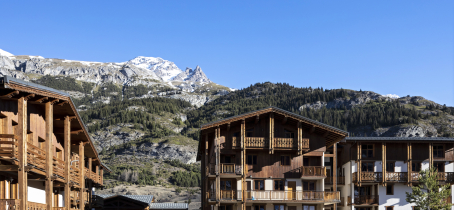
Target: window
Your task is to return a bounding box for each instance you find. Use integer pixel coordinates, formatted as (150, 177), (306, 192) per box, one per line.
(284, 129), (294, 138)
(386, 185), (394, 195)
(247, 155), (257, 165)
(274, 205), (285, 210)
(221, 155), (234, 163)
(361, 144), (374, 158)
(254, 206), (265, 210)
(254, 180), (264, 190)
(361, 162), (374, 172)
(246, 129), (254, 137)
(386, 162), (395, 172)
(303, 181), (316, 191)
(433, 145), (444, 158)
(281, 156), (290, 166)
(385, 207), (393, 210)
(435, 162), (445, 172)
(412, 162), (421, 172)
(302, 205), (315, 210)
(220, 180), (232, 190)
(274, 180), (284, 191)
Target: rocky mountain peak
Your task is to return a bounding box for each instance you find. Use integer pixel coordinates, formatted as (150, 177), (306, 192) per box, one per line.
(126, 56), (182, 81)
(0, 49), (13, 57)
(172, 65), (211, 84)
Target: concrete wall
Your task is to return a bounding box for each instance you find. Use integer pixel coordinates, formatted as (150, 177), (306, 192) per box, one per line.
(27, 180), (46, 204)
(378, 184), (414, 210)
(395, 161), (407, 172)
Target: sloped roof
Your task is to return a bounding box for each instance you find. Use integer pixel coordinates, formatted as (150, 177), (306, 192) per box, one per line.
(201, 106), (348, 135)
(345, 137), (454, 142)
(98, 194), (154, 205)
(150, 203), (189, 209)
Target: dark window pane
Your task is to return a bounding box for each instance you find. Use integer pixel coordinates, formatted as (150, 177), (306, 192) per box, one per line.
(368, 145), (373, 149)
(247, 155), (252, 165)
(362, 145), (367, 150)
(226, 181), (231, 190)
(253, 156), (257, 165)
(220, 181), (225, 190)
(367, 150), (373, 157)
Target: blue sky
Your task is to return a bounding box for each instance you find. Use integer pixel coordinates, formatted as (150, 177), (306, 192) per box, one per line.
(1, 1), (453, 106)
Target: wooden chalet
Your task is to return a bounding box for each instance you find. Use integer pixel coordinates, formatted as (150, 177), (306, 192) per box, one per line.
(197, 107), (349, 210)
(0, 76), (110, 209)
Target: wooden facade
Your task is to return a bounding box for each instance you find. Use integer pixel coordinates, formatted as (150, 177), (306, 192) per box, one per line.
(197, 107), (348, 210)
(0, 76), (110, 209)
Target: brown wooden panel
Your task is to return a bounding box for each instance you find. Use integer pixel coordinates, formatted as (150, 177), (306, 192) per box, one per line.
(386, 143), (407, 161)
(412, 143), (429, 161)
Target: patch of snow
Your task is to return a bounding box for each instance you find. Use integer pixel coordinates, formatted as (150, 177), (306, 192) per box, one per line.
(29, 56), (44, 59)
(229, 88), (238, 91)
(126, 56), (183, 81)
(383, 94), (399, 99)
(0, 49), (14, 57)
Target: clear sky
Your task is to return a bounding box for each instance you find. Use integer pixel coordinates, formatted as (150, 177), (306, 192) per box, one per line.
(1, 1), (453, 106)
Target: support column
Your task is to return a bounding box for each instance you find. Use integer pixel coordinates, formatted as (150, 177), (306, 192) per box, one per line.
(357, 143), (361, 185)
(407, 143), (412, 184)
(45, 102), (54, 210)
(269, 113), (274, 154)
(215, 127), (220, 205)
(429, 143), (433, 169)
(17, 96), (28, 210)
(333, 142), (337, 210)
(297, 121), (302, 155)
(88, 157), (92, 208)
(64, 116), (71, 210)
(382, 143), (386, 185)
(79, 142), (85, 210)
(241, 120), (246, 210)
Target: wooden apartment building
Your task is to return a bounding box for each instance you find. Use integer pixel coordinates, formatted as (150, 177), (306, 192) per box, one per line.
(197, 107), (349, 210)
(0, 76), (110, 209)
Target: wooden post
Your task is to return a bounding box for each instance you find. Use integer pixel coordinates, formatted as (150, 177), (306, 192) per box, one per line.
(429, 143), (433, 169)
(297, 122), (301, 155)
(79, 142), (85, 210)
(215, 127), (220, 204)
(17, 97), (28, 210)
(357, 143), (361, 185)
(333, 142), (337, 210)
(407, 143), (411, 184)
(64, 116), (71, 210)
(45, 101), (53, 209)
(382, 143), (386, 185)
(241, 120), (246, 210)
(269, 113), (274, 154)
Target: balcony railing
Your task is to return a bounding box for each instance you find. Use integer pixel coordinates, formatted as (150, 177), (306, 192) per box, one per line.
(28, 201), (47, 209)
(53, 207), (65, 210)
(221, 163), (235, 173)
(353, 172), (382, 182)
(244, 190), (340, 202)
(221, 190), (237, 200)
(351, 195), (379, 205)
(386, 172), (407, 182)
(0, 199), (20, 210)
(53, 156), (65, 180)
(325, 176), (345, 185)
(245, 137), (269, 148)
(70, 165), (80, 186)
(274, 138), (295, 149)
(301, 166), (326, 177)
(27, 142), (46, 171)
(0, 134), (18, 160)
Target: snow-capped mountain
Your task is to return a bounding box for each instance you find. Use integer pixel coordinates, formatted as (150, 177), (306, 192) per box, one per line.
(173, 66), (211, 83)
(0, 49), (13, 57)
(126, 56), (183, 81)
(383, 94), (400, 99)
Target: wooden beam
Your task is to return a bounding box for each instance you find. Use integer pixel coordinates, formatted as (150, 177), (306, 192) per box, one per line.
(269, 113), (274, 154)
(0, 165), (19, 171)
(50, 99), (59, 105)
(17, 96), (28, 209)
(64, 116), (71, 210)
(382, 143), (386, 186)
(79, 141), (85, 210)
(45, 101), (53, 210)
(333, 142), (337, 210)
(57, 101), (69, 106)
(227, 123), (230, 132)
(322, 131), (330, 138)
(24, 94), (35, 101)
(1, 90), (19, 98)
(0, 134), (17, 139)
(34, 97), (48, 103)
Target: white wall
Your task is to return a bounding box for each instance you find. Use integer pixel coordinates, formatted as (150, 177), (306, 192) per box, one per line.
(27, 180), (46, 204)
(265, 179), (273, 191)
(422, 161), (430, 170)
(378, 184), (414, 210)
(446, 162), (454, 172)
(59, 190), (64, 207)
(375, 161), (382, 172)
(395, 161), (407, 172)
(285, 178), (302, 191)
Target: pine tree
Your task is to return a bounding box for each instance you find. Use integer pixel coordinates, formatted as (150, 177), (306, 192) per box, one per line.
(405, 167), (451, 210)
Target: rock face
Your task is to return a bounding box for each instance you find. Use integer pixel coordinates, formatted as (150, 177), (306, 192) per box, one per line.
(173, 66), (211, 83)
(299, 101), (327, 110)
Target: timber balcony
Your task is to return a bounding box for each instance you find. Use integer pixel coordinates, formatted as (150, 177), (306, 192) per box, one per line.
(348, 195), (379, 205)
(325, 176), (345, 185)
(207, 163), (242, 176)
(231, 137), (309, 150)
(208, 190), (340, 203)
(300, 166), (326, 179)
(353, 172), (454, 183)
(0, 199), (20, 209)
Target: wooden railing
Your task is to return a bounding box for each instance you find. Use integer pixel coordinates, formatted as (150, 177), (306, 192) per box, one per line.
(352, 195), (379, 205)
(0, 199), (20, 210)
(53, 208), (65, 210)
(325, 176), (345, 185)
(28, 201), (47, 210)
(221, 190), (237, 200)
(243, 190), (339, 202)
(301, 138), (309, 149)
(232, 137), (238, 148)
(353, 172), (382, 182)
(324, 191), (341, 202)
(70, 166), (80, 186)
(0, 134), (18, 160)
(409, 172), (454, 183)
(221, 163), (235, 173)
(274, 138), (295, 149)
(53, 157), (65, 179)
(27, 142), (46, 171)
(245, 137), (268, 148)
(386, 172), (407, 182)
(301, 166), (326, 177)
